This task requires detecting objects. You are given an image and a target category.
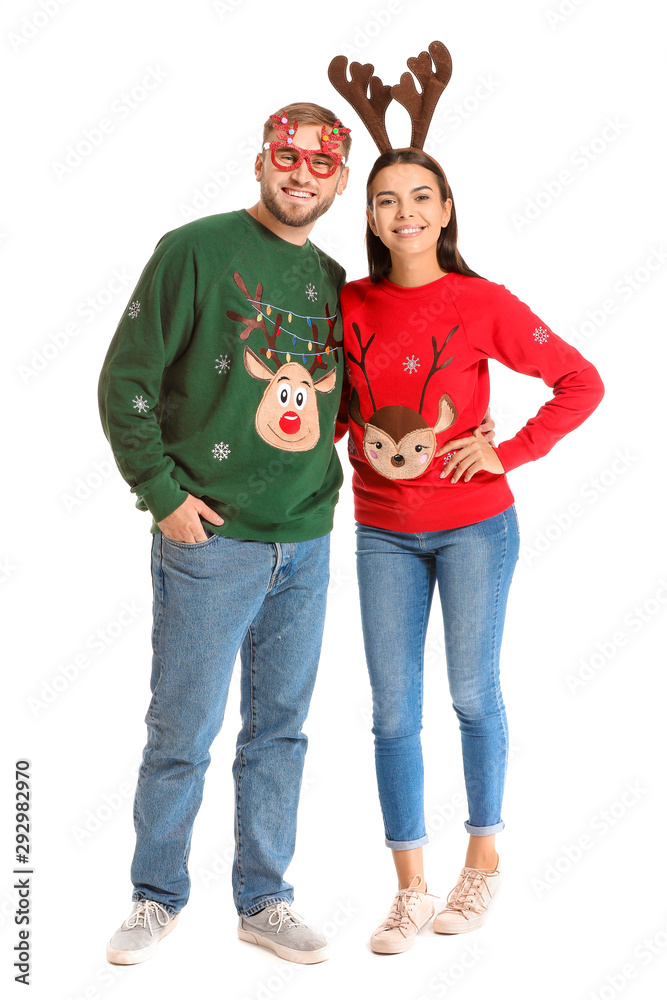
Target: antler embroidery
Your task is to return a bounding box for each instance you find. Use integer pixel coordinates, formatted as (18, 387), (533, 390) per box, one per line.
(308, 302), (342, 377)
(391, 41), (453, 150)
(227, 271), (340, 378)
(327, 57), (393, 153)
(226, 272), (283, 369)
(346, 322), (377, 411)
(418, 325), (458, 414)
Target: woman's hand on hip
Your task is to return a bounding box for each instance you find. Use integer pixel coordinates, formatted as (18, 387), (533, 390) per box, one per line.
(480, 407), (496, 445)
(437, 426), (506, 482)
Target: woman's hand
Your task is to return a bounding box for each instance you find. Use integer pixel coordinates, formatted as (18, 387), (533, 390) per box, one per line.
(436, 426), (505, 482)
(480, 407), (495, 445)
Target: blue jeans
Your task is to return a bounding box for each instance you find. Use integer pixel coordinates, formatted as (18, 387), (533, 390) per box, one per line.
(130, 528), (330, 916)
(355, 506), (520, 848)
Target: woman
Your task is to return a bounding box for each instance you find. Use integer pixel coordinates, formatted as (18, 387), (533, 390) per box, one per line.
(336, 149), (604, 953)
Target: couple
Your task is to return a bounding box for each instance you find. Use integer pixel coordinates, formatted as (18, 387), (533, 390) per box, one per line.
(98, 42), (604, 965)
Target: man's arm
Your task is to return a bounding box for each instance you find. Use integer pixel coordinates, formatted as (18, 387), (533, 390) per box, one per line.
(98, 231), (223, 539)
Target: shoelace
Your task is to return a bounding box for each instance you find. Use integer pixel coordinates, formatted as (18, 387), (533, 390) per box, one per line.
(382, 876), (438, 935)
(444, 868), (495, 918)
(126, 900), (170, 936)
(267, 901), (307, 934)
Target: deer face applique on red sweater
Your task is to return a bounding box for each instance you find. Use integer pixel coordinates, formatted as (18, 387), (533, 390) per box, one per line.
(227, 270), (339, 453)
(347, 321), (458, 480)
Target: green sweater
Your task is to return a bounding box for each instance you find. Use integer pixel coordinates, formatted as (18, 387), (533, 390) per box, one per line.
(98, 210), (346, 541)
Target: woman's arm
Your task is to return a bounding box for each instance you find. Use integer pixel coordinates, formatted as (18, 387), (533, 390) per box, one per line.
(438, 281), (605, 482)
(334, 367), (351, 443)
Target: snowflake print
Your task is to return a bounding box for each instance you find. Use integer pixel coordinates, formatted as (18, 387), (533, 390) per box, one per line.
(533, 326), (549, 344)
(132, 394), (149, 413)
(212, 441), (231, 461)
(305, 283), (317, 302)
(215, 354), (231, 374)
(128, 300), (141, 319)
(403, 355), (421, 374)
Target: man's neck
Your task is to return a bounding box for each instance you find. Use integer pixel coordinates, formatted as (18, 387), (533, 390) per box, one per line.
(246, 202), (313, 246)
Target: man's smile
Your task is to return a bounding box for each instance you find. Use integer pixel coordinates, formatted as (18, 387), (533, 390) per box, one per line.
(282, 186), (316, 201)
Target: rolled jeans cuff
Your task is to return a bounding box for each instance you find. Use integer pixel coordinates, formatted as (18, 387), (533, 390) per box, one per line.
(238, 894), (293, 918)
(385, 834), (430, 851)
(464, 819), (505, 836)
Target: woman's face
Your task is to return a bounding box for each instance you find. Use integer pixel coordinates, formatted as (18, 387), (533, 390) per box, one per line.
(367, 163), (452, 256)
(367, 162), (452, 262)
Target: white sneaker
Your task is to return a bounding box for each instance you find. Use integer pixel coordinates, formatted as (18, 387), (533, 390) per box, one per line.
(370, 875), (437, 954)
(106, 899), (178, 965)
(433, 860), (502, 934)
(238, 901), (329, 964)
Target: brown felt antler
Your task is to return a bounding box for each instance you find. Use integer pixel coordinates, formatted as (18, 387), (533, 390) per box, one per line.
(418, 326), (457, 414)
(328, 56), (393, 153)
(307, 302), (342, 377)
(391, 41), (453, 150)
(226, 271), (282, 370)
(346, 322), (377, 411)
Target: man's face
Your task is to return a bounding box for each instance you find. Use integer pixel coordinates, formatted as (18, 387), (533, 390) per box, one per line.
(255, 123), (349, 228)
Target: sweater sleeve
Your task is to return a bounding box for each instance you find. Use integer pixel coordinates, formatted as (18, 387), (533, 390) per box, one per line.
(98, 232), (197, 522)
(332, 271), (349, 443)
(334, 369), (350, 443)
(462, 281), (605, 473)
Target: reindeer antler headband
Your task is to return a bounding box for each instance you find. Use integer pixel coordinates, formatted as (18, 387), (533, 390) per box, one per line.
(327, 40), (452, 153)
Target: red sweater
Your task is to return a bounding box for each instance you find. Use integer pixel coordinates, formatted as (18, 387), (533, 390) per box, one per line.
(336, 272), (604, 533)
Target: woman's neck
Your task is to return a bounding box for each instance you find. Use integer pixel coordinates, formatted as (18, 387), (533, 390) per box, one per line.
(387, 252), (448, 288)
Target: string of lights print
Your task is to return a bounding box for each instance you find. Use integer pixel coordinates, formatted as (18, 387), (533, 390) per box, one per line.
(247, 296), (340, 364)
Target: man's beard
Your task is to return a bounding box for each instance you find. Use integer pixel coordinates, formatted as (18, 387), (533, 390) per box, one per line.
(260, 176), (336, 228)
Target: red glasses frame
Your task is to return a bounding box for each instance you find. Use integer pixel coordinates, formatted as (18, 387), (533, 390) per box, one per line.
(262, 141), (345, 178)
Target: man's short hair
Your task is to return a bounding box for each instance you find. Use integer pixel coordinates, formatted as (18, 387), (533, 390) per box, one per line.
(262, 102), (352, 163)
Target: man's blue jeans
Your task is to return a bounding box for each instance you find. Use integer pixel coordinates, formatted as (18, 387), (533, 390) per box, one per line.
(130, 528), (330, 916)
(355, 506), (520, 849)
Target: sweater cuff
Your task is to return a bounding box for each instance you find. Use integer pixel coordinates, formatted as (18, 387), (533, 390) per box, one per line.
(494, 436), (537, 474)
(131, 472), (190, 523)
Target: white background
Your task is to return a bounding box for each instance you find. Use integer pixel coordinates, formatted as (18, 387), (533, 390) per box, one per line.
(2, 1), (666, 998)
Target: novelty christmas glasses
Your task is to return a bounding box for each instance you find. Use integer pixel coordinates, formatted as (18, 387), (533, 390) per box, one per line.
(263, 112), (350, 178)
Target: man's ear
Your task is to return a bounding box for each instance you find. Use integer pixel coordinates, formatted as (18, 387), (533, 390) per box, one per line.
(366, 206), (378, 237)
(254, 153), (263, 182)
(336, 164), (349, 196)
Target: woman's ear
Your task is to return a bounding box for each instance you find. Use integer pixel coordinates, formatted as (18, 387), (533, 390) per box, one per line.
(366, 206), (378, 236)
(441, 197), (453, 228)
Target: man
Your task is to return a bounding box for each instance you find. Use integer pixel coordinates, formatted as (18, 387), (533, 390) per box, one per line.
(98, 102), (351, 966)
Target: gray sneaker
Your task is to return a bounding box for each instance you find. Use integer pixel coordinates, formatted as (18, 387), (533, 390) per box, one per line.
(238, 901), (328, 964)
(106, 899), (178, 965)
